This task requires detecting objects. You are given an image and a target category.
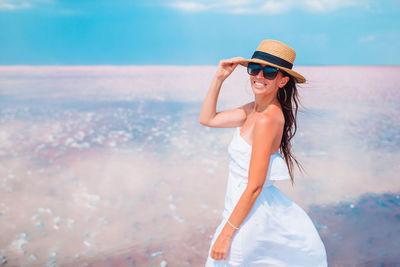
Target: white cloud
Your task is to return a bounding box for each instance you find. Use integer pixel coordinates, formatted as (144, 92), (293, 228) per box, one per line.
(167, 0), (369, 14)
(359, 35), (376, 42)
(0, 0), (82, 15)
(261, 0), (291, 14)
(229, 7), (252, 13)
(169, 1), (209, 12)
(0, 0), (31, 10)
(0, 0), (52, 10)
(304, 0), (361, 12)
(219, 0), (257, 7)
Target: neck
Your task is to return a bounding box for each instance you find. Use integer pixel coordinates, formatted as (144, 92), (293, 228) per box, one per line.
(253, 93), (279, 112)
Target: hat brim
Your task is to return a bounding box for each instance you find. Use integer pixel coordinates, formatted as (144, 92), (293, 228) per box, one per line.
(237, 58), (306, 83)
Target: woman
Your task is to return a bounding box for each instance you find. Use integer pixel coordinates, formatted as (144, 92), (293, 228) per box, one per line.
(199, 40), (327, 266)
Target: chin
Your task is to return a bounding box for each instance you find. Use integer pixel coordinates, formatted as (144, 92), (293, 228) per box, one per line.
(251, 85), (270, 95)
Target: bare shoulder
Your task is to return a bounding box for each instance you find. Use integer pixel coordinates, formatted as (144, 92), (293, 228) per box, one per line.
(255, 106), (285, 132)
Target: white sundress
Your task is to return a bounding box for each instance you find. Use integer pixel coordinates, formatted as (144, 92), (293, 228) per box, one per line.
(205, 127), (328, 267)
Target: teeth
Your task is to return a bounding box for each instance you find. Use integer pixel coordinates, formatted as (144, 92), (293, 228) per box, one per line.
(255, 82), (265, 86)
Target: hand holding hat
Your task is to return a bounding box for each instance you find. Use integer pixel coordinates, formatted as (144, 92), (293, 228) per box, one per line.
(215, 57), (246, 81)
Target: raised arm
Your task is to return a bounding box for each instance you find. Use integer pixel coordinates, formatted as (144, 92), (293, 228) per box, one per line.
(199, 57), (249, 128)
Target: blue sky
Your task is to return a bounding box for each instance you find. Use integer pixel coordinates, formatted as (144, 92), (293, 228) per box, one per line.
(0, 0), (399, 65)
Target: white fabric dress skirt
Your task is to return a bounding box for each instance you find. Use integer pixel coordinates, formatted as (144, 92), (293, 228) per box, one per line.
(205, 127), (327, 266)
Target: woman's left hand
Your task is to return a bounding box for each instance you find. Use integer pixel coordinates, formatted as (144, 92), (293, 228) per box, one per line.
(210, 233), (233, 260)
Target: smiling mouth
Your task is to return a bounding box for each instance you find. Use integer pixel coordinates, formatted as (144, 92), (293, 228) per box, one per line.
(254, 81), (266, 87)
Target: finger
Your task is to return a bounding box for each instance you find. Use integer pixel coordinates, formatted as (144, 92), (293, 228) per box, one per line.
(229, 63), (240, 71)
(230, 57), (246, 62)
(212, 250), (221, 261)
(218, 251), (224, 261)
(212, 251), (218, 260)
(220, 60), (239, 65)
(220, 57), (244, 64)
(219, 60), (234, 66)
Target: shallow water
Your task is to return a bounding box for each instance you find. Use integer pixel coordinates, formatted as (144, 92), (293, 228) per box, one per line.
(0, 66), (399, 266)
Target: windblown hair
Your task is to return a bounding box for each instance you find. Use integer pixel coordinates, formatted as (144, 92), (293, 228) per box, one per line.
(276, 72), (304, 185)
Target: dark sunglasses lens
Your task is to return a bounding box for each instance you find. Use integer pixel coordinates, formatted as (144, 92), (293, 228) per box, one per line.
(247, 63), (279, 79)
(263, 67), (279, 79)
(247, 63), (261, 76)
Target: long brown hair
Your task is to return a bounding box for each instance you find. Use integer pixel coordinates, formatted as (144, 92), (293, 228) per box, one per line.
(276, 72), (304, 185)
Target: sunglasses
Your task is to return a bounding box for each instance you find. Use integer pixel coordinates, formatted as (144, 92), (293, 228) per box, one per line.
(247, 63), (279, 80)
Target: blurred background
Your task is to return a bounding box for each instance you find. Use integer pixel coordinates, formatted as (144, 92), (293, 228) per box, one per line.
(0, 1), (399, 266)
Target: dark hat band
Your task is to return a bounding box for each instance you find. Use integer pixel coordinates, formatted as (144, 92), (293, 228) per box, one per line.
(252, 51), (293, 69)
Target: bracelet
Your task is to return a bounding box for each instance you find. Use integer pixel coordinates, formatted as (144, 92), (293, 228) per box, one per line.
(227, 219), (239, 230)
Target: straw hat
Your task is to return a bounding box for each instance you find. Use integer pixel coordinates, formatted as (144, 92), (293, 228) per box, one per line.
(238, 40), (306, 83)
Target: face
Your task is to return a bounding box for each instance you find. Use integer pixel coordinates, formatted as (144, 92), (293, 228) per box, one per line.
(249, 63), (289, 96)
